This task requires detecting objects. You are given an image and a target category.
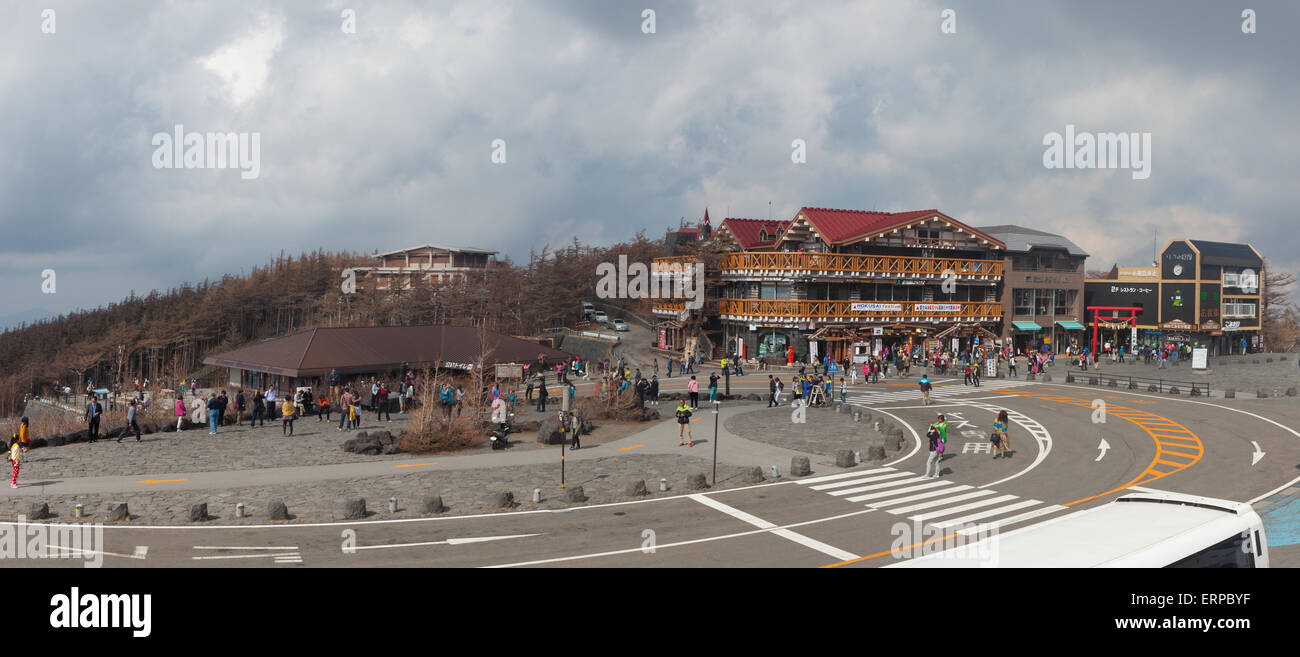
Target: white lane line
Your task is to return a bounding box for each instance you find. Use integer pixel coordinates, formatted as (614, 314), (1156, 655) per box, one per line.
(349, 534), (543, 551)
(886, 489), (996, 515)
(854, 483), (968, 505)
(191, 552), (300, 560)
(827, 476), (930, 497)
(954, 505), (1068, 535)
(909, 495), (1019, 522)
(688, 494), (858, 562)
(47, 546), (149, 560)
(813, 472), (916, 492)
(798, 468), (895, 485)
(483, 508), (876, 568)
(194, 546), (300, 550)
(948, 399), (1052, 489)
(931, 499), (1043, 529)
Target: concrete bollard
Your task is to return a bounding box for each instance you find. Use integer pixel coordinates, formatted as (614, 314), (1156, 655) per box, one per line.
(566, 486), (588, 503)
(107, 503), (130, 522)
(74, 504), (84, 519)
(267, 500), (290, 520)
(742, 467), (764, 484)
(344, 498), (368, 518)
(770, 465), (780, 479)
(189, 503), (211, 522)
(626, 480), (648, 497)
(834, 449), (856, 468)
(29, 502), (51, 520)
(1224, 388), (1236, 399)
(791, 456), (812, 477)
(659, 478), (668, 492)
(687, 474), (709, 490)
(532, 488), (542, 503)
(422, 495), (447, 513)
(235, 502), (245, 518)
(388, 497), (398, 513)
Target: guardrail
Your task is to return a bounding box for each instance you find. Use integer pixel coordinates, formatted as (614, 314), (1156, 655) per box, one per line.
(1064, 372), (1210, 397)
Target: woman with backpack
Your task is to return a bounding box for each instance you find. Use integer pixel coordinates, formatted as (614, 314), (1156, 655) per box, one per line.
(924, 422), (945, 479)
(992, 410), (1011, 459)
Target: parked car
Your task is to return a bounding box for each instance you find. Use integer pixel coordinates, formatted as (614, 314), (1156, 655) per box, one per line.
(581, 302), (595, 318)
(611, 319), (629, 332)
(591, 311), (608, 323)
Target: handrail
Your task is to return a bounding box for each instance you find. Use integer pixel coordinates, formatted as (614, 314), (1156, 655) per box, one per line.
(1066, 372), (1211, 396)
(711, 252), (1004, 278)
(717, 298), (1001, 319)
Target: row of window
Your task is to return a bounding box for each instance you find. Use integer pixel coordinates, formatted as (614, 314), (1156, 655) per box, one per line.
(1012, 254), (1080, 273)
(1012, 288), (1077, 317)
(742, 283), (995, 302)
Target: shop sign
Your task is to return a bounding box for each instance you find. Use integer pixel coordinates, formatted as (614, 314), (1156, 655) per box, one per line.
(1160, 319), (1195, 331)
(1223, 321), (1241, 331)
(850, 302), (903, 312)
(1199, 320), (1220, 331)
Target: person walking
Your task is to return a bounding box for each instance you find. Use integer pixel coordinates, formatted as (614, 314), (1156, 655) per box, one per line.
(675, 400), (694, 447)
(791, 376), (803, 406)
(992, 410), (1011, 458)
(687, 376), (699, 409)
(923, 423), (945, 479)
(649, 375), (660, 405)
(635, 377), (649, 409)
(536, 380), (548, 413)
(235, 390), (247, 426)
(175, 396), (187, 431)
(767, 375), (777, 407)
(455, 385), (465, 417)
(118, 399), (142, 442)
(918, 374), (932, 406)
(839, 378), (847, 404)
(281, 397), (297, 436)
(972, 361), (981, 387)
(206, 393), (220, 435)
(708, 372), (719, 402)
(1008, 354), (1018, 377)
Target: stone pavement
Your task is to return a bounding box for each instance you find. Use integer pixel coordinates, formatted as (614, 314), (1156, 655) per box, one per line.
(2, 402), (847, 524)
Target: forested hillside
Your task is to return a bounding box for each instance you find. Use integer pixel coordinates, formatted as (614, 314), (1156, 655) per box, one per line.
(0, 233), (663, 416)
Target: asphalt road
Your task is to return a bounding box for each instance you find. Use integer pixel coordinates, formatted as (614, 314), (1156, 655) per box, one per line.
(16, 375), (1300, 568)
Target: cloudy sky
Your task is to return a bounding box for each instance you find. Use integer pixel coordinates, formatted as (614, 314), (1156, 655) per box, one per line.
(1, 0), (1297, 321)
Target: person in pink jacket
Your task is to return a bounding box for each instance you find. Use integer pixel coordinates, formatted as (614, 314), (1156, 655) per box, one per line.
(175, 397), (187, 431)
(687, 376), (700, 409)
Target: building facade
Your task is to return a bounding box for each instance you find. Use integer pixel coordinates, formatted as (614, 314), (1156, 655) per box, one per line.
(347, 244), (498, 291)
(977, 225), (1089, 354)
(1083, 239), (1264, 355)
(654, 207), (1007, 363)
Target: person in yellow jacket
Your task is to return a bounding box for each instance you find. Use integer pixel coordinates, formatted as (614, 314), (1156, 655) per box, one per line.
(8, 436), (21, 488)
(18, 416), (30, 454)
(281, 399), (298, 436)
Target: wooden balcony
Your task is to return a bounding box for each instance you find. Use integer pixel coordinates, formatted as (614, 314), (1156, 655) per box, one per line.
(717, 299), (1003, 323)
(716, 252), (1002, 279)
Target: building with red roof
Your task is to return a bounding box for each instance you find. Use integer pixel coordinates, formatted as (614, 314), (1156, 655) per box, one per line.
(655, 206), (1010, 364)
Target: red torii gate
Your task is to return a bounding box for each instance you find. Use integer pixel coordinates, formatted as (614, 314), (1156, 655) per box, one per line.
(1086, 306), (1142, 355)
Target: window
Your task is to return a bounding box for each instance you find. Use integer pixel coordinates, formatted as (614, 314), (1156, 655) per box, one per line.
(760, 284), (776, 300)
(1222, 272), (1240, 287)
(1014, 289), (1034, 316)
(1035, 290), (1052, 316)
(1166, 533), (1254, 568)
(1055, 289), (1076, 315)
(1223, 302), (1256, 318)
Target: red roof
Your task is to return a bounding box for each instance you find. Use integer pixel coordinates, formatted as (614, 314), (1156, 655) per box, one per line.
(721, 218), (792, 249)
(782, 207), (1002, 247)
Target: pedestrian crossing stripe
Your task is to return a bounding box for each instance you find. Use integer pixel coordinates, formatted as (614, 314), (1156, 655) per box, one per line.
(796, 466), (1068, 532)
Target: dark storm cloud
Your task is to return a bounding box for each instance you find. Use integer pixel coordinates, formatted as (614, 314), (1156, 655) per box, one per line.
(0, 0), (1296, 319)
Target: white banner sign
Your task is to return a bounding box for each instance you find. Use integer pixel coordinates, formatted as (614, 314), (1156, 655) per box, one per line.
(916, 303), (962, 313)
(985, 358), (997, 377)
(850, 302), (903, 312)
(1192, 348), (1208, 370)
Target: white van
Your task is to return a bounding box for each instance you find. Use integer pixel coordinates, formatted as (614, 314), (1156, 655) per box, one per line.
(581, 302), (595, 318)
(890, 491), (1268, 568)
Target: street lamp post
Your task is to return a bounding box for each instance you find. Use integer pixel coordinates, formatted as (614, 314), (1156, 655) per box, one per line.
(712, 399), (720, 485)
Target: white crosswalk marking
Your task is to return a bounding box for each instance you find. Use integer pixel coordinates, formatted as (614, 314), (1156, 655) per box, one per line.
(796, 466), (1066, 533)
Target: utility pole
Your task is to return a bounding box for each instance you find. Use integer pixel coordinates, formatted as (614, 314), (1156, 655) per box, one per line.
(712, 399), (720, 485)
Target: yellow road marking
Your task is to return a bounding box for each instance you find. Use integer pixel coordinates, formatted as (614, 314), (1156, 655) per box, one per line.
(618, 444), (644, 451)
(393, 462), (439, 468)
(1006, 390), (1205, 506)
(137, 478), (188, 484)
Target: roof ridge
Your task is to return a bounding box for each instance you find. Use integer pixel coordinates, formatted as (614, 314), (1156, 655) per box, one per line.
(296, 327), (317, 370)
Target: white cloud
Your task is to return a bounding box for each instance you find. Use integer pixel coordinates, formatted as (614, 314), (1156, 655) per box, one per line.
(198, 11), (286, 107)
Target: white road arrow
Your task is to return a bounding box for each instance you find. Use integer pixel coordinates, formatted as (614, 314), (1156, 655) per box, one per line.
(1095, 438), (1111, 462)
(351, 533), (543, 551)
(1251, 441), (1266, 466)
